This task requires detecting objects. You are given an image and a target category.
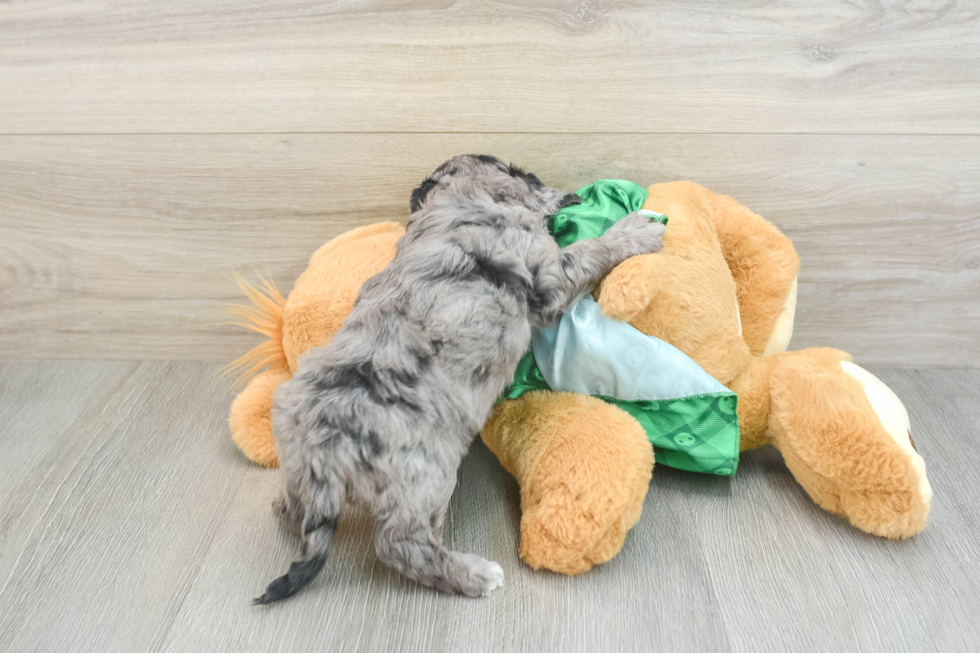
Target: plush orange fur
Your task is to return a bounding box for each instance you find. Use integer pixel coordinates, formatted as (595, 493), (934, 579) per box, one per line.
(228, 181), (929, 577)
(230, 370), (292, 468)
(767, 348), (929, 538)
(225, 273), (288, 383)
(708, 190), (800, 356)
(483, 392), (653, 574)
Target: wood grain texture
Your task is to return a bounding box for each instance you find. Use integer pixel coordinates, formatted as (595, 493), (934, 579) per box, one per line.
(0, 361), (246, 652)
(1, 133), (978, 365)
(674, 367), (980, 652)
(0, 362), (977, 652)
(0, 361), (133, 589)
(0, 1), (978, 134)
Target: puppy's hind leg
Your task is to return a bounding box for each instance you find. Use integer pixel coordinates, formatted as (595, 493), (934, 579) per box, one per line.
(255, 463), (347, 604)
(373, 460), (504, 597)
(272, 488), (305, 538)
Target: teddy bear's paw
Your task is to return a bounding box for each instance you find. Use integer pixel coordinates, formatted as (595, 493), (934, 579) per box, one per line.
(785, 449), (930, 540)
(838, 362), (932, 538)
(770, 350), (932, 540)
(595, 254), (666, 322)
(519, 472), (648, 575)
(520, 503), (612, 575)
(840, 489), (930, 540)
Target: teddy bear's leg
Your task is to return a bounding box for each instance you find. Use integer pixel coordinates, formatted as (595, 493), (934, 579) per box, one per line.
(482, 391), (654, 574)
(768, 348), (931, 538)
(229, 370), (292, 468)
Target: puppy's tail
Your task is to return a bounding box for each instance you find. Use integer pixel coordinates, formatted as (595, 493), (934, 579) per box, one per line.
(254, 510), (341, 605)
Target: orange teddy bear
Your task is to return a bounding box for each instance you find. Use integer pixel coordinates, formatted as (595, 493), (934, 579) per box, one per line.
(228, 181), (931, 575)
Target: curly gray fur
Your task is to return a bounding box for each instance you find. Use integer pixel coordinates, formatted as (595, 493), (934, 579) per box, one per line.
(255, 155), (665, 603)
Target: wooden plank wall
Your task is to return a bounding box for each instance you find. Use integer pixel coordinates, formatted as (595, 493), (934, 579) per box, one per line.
(1, 1), (978, 366)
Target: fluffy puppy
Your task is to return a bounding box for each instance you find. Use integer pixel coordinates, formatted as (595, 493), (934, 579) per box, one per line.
(256, 154), (665, 603)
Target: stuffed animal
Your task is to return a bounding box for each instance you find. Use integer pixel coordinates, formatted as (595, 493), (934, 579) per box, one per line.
(228, 181), (931, 576)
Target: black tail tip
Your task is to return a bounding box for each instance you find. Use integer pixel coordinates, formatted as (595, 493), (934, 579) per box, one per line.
(252, 554), (328, 605)
(252, 593), (281, 606)
(252, 574), (294, 605)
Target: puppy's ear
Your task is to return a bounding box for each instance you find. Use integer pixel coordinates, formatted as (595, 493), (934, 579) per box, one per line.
(508, 163), (544, 189)
(410, 176), (438, 213)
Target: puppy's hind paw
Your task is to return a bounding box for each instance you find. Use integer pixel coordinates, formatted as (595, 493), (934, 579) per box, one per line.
(477, 561), (505, 595)
(453, 553), (505, 597)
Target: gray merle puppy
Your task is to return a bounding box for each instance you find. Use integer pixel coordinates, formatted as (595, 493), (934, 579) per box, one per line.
(256, 154), (665, 603)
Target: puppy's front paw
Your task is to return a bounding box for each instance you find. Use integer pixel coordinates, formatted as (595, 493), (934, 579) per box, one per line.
(604, 211), (666, 258)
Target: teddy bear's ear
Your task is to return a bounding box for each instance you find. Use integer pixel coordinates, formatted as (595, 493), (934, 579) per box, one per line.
(410, 176), (438, 213)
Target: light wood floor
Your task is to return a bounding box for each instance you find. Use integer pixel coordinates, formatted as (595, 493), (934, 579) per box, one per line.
(2, 1), (979, 651)
(0, 362), (978, 652)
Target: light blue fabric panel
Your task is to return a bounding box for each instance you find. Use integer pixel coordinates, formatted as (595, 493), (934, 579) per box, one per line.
(531, 296), (730, 401)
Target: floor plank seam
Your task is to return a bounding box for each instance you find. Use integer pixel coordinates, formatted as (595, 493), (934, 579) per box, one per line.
(150, 466), (250, 653)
